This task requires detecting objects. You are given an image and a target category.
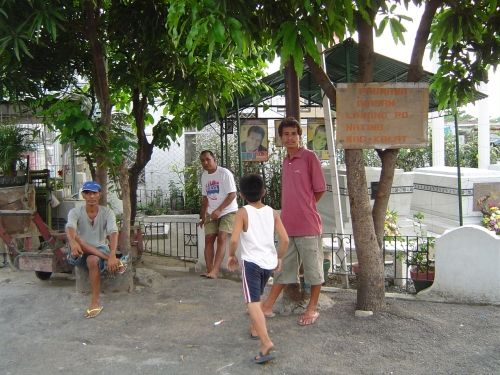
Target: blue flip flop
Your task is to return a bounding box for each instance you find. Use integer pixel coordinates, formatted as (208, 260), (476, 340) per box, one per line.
(254, 351), (275, 364)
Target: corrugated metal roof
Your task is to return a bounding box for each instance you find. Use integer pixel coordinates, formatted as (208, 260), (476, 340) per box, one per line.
(218, 38), (486, 121)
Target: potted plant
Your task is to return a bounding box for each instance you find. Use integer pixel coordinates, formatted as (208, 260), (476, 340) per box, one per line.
(0, 124), (38, 178)
(408, 238), (435, 292)
(477, 194), (500, 236)
(481, 205), (500, 235)
(408, 212), (435, 292)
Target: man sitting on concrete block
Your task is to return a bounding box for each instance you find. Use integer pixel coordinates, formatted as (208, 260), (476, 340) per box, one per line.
(66, 181), (127, 318)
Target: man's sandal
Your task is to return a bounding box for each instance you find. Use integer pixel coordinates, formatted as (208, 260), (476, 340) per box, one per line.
(84, 306), (103, 319)
(117, 260), (128, 274)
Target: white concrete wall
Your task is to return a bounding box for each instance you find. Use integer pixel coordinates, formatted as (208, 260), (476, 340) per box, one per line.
(420, 225), (500, 304)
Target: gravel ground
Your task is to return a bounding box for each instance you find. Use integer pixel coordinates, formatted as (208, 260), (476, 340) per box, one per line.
(1, 255), (499, 375)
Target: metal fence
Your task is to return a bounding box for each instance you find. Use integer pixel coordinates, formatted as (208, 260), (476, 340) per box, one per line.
(323, 233), (436, 293)
(136, 215), (436, 294)
(139, 215), (199, 261)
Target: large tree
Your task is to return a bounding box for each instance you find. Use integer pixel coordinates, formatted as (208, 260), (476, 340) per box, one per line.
(1, 0), (134, 249)
(0, 0), (269, 224)
(168, 0), (499, 311)
(107, 0), (270, 221)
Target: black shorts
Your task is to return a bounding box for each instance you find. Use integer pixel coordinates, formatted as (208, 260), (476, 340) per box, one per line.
(241, 260), (273, 303)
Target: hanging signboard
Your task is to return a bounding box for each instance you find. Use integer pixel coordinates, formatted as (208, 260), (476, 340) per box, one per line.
(336, 82), (429, 149)
(241, 119), (269, 162)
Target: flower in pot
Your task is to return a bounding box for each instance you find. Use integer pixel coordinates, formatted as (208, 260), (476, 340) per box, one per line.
(478, 194), (500, 236)
(481, 205), (500, 235)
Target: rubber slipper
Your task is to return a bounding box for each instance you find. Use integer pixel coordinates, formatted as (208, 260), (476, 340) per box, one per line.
(117, 260), (128, 274)
(264, 312), (276, 318)
(84, 306), (103, 319)
(254, 351), (275, 364)
(250, 333), (259, 340)
(298, 311), (319, 326)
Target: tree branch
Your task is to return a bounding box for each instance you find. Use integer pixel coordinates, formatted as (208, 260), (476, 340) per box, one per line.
(305, 54), (336, 104)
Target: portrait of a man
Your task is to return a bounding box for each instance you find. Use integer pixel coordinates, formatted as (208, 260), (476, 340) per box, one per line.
(241, 125), (268, 152)
(241, 121), (269, 162)
(307, 121), (329, 160)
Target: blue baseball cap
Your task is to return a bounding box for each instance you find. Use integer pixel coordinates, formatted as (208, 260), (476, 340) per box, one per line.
(82, 181), (101, 192)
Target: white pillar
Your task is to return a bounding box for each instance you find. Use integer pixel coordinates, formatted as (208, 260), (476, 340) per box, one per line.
(431, 113), (445, 166)
(318, 44), (344, 235)
(318, 43), (348, 287)
(477, 83), (490, 169)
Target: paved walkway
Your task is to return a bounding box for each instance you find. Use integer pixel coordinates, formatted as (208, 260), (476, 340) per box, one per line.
(1, 256), (499, 374)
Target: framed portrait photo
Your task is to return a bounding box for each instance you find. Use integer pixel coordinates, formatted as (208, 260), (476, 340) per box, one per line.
(307, 119), (329, 160)
(241, 119), (269, 162)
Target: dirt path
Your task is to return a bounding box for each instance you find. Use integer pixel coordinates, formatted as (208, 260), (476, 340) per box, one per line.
(0, 256), (499, 374)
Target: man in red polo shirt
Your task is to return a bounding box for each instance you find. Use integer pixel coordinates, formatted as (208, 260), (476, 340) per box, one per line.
(262, 117), (326, 326)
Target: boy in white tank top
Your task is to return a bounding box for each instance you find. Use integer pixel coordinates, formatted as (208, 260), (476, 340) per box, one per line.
(228, 174), (289, 364)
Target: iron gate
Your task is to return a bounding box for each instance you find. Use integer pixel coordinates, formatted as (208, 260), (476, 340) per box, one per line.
(139, 215), (199, 261)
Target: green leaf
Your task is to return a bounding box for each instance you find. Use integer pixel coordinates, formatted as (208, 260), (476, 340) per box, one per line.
(213, 19), (225, 43)
(17, 38), (33, 58)
(292, 47), (304, 77)
(298, 22), (318, 61)
(376, 17), (388, 37)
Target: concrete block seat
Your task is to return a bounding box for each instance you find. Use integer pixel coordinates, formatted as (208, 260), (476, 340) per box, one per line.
(75, 255), (134, 293)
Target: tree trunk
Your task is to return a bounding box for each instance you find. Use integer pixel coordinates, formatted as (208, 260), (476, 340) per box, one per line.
(129, 89), (153, 223)
(372, 148), (398, 247)
(284, 59), (301, 120)
(347, 9), (386, 311)
(305, 54), (336, 104)
(119, 161), (131, 254)
(95, 158), (108, 203)
(345, 149), (385, 310)
(84, 0), (111, 204)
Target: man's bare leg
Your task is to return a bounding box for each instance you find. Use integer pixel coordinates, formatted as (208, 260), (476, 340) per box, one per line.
(203, 234), (217, 275)
(298, 284), (321, 325)
(87, 255), (101, 309)
(206, 231), (227, 279)
(77, 238), (109, 260)
(261, 283), (285, 317)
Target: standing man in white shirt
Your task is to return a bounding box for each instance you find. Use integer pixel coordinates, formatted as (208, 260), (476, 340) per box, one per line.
(198, 150), (238, 279)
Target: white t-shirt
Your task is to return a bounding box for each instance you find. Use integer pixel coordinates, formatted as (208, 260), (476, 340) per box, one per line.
(239, 205), (277, 270)
(201, 166), (238, 217)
